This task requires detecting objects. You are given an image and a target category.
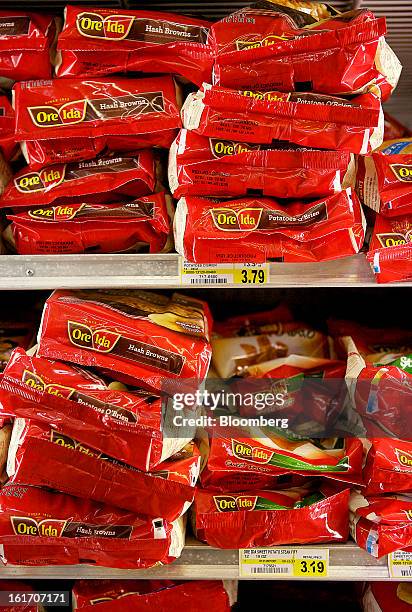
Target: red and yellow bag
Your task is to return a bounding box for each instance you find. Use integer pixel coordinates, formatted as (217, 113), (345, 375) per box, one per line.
(336, 331), (412, 437)
(13, 76), (182, 167)
(182, 85), (383, 154)
(174, 189), (365, 264)
(72, 580), (230, 612)
(367, 213), (412, 284)
(203, 432), (363, 485)
(363, 582), (412, 611)
(56, 6), (213, 86)
(3, 193), (172, 255)
(169, 129), (355, 199)
(0, 94), (18, 162)
(0, 12), (57, 87)
(0, 150), (156, 209)
(363, 438), (412, 495)
(0, 348), (195, 471)
(0, 483), (184, 568)
(350, 490), (412, 558)
(357, 139), (412, 217)
(212, 9), (396, 99)
(36, 289), (212, 392)
(6, 418), (200, 521)
(193, 483), (349, 548)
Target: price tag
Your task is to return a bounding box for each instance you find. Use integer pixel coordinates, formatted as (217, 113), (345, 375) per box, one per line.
(239, 548), (329, 578)
(180, 260), (269, 286)
(388, 551), (412, 578)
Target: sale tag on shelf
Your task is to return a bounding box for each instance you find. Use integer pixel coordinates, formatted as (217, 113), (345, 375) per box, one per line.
(239, 548), (329, 578)
(388, 551), (412, 578)
(180, 260), (269, 285)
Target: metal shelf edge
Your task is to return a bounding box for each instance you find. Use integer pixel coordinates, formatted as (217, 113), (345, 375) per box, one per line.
(0, 543), (390, 580)
(0, 253), (397, 288)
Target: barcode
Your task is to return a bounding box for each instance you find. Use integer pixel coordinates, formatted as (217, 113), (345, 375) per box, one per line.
(250, 566), (290, 574)
(189, 278), (228, 284)
(401, 569), (412, 576)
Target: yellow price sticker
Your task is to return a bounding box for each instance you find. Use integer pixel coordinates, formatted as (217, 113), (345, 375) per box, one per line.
(233, 265), (268, 285)
(294, 558), (328, 577)
(180, 259), (269, 286)
(239, 548), (329, 578)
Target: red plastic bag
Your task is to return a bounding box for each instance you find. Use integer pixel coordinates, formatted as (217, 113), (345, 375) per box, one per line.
(72, 580), (230, 612)
(363, 582), (412, 612)
(0, 483), (184, 568)
(14, 76), (182, 167)
(363, 438), (412, 495)
(367, 213), (412, 284)
(0, 11), (57, 87)
(203, 432), (363, 485)
(0, 150), (156, 209)
(174, 189), (365, 264)
(36, 290), (212, 392)
(56, 5), (213, 86)
(337, 333), (412, 438)
(350, 490), (412, 557)
(169, 129), (355, 199)
(357, 139), (412, 217)
(4, 193), (172, 255)
(182, 84), (383, 154)
(0, 94), (18, 162)
(193, 483), (349, 548)
(212, 8), (393, 98)
(0, 348), (195, 471)
(6, 418), (200, 521)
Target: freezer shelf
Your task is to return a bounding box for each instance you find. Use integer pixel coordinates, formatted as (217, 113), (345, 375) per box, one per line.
(0, 542), (390, 580)
(0, 253), (386, 289)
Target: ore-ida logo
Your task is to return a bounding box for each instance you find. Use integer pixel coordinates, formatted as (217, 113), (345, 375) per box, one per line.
(210, 207), (263, 231)
(377, 230), (412, 248)
(67, 321), (121, 353)
(391, 163), (412, 182)
(395, 447), (412, 470)
(231, 440), (274, 464)
(22, 369), (75, 399)
(14, 166), (65, 193)
(213, 495), (258, 512)
(76, 11), (135, 40)
(28, 100), (87, 128)
(11, 516), (66, 537)
(236, 34), (292, 50)
(28, 204), (84, 222)
(210, 138), (260, 158)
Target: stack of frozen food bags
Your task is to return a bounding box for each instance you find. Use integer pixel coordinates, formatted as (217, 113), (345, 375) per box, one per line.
(0, 5), (216, 255)
(191, 304), (363, 549)
(330, 319), (412, 558)
(357, 138), (412, 283)
(0, 289), (212, 568)
(172, 1), (402, 265)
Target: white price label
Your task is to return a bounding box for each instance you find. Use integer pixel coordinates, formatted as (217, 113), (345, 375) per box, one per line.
(239, 548), (329, 578)
(180, 260), (269, 286)
(388, 551), (412, 578)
